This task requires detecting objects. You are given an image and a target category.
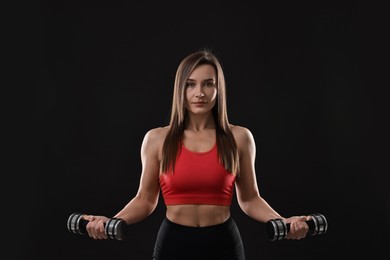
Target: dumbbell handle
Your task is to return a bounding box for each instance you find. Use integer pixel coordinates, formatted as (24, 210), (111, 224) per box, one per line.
(266, 213), (328, 241)
(67, 212), (126, 241)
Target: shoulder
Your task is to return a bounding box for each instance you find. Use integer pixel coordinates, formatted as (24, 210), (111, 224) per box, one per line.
(142, 126), (170, 147)
(230, 124), (254, 141)
(144, 126), (170, 140)
(229, 124), (256, 148)
(141, 126), (170, 158)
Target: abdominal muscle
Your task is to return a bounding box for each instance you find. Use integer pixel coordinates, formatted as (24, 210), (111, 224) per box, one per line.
(166, 204), (231, 227)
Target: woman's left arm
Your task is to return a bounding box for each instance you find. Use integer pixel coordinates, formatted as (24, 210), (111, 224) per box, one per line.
(232, 126), (310, 239)
(233, 126), (282, 223)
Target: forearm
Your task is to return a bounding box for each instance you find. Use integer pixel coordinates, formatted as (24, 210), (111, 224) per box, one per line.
(238, 195), (284, 223)
(113, 195), (158, 224)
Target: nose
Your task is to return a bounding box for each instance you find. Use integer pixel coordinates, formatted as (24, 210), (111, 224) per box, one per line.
(196, 92), (205, 98)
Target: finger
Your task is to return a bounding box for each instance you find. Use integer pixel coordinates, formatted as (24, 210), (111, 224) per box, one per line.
(82, 215), (95, 222)
(297, 222), (307, 238)
(89, 219), (106, 240)
(97, 220), (108, 239)
(290, 221), (304, 239)
(297, 215), (307, 222)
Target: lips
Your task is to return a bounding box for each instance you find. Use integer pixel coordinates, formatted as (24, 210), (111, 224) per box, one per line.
(192, 101), (208, 104)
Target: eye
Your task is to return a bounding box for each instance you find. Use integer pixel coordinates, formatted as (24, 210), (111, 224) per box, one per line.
(204, 81), (215, 87)
(185, 82), (195, 88)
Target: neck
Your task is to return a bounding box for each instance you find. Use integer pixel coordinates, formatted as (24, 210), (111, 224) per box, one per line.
(185, 114), (215, 131)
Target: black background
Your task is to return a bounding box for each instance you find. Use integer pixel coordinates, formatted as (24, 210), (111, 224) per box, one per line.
(9, 1), (388, 260)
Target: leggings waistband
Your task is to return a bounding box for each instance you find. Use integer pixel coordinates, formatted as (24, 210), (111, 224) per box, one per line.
(163, 216), (233, 231)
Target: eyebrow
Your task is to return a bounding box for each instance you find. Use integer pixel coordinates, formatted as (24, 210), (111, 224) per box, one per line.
(187, 78), (216, 82)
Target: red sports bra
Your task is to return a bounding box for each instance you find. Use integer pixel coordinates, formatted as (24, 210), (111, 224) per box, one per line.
(159, 143), (236, 206)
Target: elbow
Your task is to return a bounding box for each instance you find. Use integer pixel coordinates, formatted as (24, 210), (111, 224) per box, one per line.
(237, 192), (263, 215)
(147, 198), (159, 215)
(137, 193), (159, 215)
(237, 197), (254, 215)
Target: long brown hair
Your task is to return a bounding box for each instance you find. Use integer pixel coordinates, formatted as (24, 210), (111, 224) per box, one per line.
(161, 50), (239, 175)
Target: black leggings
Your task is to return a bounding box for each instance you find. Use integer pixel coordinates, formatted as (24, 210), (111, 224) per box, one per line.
(152, 216), (245, 260)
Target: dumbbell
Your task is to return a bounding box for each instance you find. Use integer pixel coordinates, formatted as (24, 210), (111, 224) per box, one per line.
(67, 212), (126, 241)
(266, 213), (327, 241)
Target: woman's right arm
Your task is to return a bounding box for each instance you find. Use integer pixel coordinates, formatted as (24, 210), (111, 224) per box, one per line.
(84, 128), (164, 239)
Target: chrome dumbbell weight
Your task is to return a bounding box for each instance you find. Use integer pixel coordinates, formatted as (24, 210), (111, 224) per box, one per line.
(266, 213), (328, 241)
(67, 212), (126, 241)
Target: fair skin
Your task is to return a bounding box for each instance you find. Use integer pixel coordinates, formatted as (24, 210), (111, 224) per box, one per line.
(85, 64), (309, 240)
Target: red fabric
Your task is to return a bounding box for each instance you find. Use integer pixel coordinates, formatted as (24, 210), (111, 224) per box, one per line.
(160, 143), (236, 206)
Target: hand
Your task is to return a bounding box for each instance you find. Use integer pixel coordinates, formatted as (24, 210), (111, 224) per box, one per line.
(284, 215), (311, 240)
(81, 215), (110, 240)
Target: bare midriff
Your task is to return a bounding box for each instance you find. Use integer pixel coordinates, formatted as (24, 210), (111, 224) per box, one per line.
(166, 204), (230, 227)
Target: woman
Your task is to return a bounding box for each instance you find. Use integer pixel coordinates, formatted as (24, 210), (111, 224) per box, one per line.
(83, 49), (310, 260)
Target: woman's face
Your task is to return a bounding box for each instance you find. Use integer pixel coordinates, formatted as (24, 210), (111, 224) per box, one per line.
(184, 64), (218, 115)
